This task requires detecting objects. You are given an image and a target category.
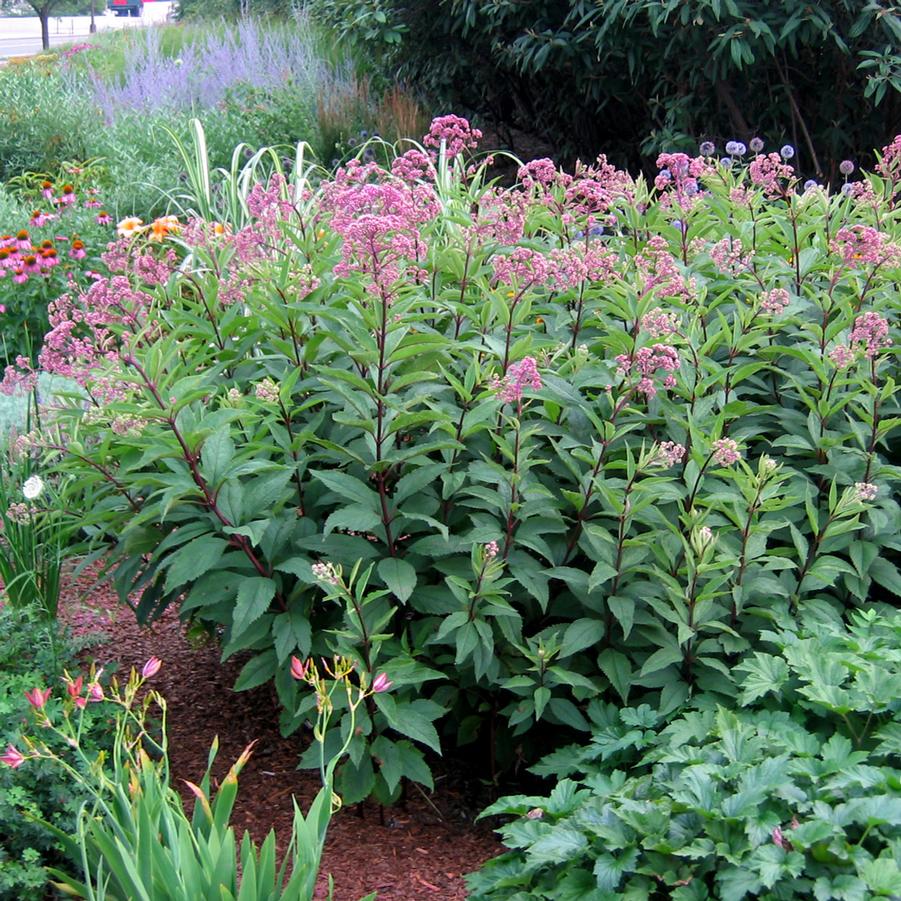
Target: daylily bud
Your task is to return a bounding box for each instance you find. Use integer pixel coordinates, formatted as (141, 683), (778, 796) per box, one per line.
(24, 687), (51, 709)
(1, 744), (26, 768)
(290, 656), (307, 681)
(141, 657), (162, 679)
(371, 672), (393, 694)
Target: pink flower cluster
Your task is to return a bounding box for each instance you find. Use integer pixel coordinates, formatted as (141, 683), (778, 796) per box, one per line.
(655, 441), (686, 467)
(748, 152), (794, 197)
(712, 438), (741, 466)
(876, 134), (901, 184)
(518, 158), (566, 190)
(615, 343), (680, 398)
(422, 115), (482, 159)
(0, 275), (154, 401)
(849, 311), (892, 358)
(470, 189), (527, 246)
(760, 288), (790, 316)
(493, 356), (542, 404)
(654, 153), (710, 209)
(493, 247), (553, 289)
(830, 225), (901, 268)
(391, 148), (434, 183)
(548, 244), (617, 290)
(709, 236), (752, 275)
(636, 236), (695, 300)
(641, 307), (680, 337)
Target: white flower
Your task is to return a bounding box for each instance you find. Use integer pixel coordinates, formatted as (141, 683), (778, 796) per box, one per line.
(23, 476), (44, 500)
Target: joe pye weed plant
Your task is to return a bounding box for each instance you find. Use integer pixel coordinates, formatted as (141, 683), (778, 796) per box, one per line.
(4, 119), (898, 803)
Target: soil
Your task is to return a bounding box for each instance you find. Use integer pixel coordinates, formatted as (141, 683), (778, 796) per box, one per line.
(58, 563), (503, 901)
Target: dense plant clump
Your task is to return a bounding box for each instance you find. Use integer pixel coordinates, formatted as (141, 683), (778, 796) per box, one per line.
(8, 119), (900, 813)
(0, 163), (116, 367)
(307, 0), (901, 175)
(468, 608), (901, 899)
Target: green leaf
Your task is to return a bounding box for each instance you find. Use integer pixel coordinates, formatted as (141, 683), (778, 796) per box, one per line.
(233, 649), (278, 691)
(164, 535), (228, 593)
(378, 558), (417, 603)
(232, 577), (277, 637)
(323, 505), (382, 536)
(374, 695), (443, 753)
(201, 426), (235, 484)
(311, 470), (381, 511)
(272, 608), (312, 663)
(561, 618), (605, 657)
(598, 649), (631, 703)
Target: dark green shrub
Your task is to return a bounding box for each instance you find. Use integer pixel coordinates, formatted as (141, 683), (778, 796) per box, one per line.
(308, 0), (901, 175)
(22, 126), (901, 804)
(468, 607), (901, 900)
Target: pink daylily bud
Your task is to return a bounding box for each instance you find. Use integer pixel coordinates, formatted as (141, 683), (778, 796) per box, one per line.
(290, 656), (307, 681)
(141, 657), (162, 679)
(65, 676), (83, 701)
(88, 682), (104, 702)
(1, 744), (25, 768)
(371, 672), (393, 694)
(24, 687), (51, 709)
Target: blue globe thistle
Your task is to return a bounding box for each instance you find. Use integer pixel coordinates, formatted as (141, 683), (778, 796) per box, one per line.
(719, 157), (734, 167)
(725, 141), (740, 156)
(803, 179), (818, 191)
(780, 144), (795, 160)
(749, 137), (764, 153)
(839, 160), (855, 176)
(699, 141), (715, 156)
(841, 182), (854, 196)
(589, 225), (605, 237)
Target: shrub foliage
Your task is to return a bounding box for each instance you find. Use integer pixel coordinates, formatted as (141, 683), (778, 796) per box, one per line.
(15, 121), (901, 805)
(308, 0), (901, 173)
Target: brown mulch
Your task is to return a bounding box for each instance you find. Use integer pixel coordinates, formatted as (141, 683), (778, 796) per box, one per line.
(58, 563), (502, 901)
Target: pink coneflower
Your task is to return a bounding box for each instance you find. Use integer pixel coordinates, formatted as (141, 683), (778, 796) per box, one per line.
(41, 180), (53, 200)
(68, 239), (86, 260)
(96, 210), (112, 226)
(15, 230), (31, 252)
(58, 184), (76, 206)
(22, 255), (41, 275)
(29, 210), (53, 227)
(12, 269), (27, 284)
(40, 248), (59, 269)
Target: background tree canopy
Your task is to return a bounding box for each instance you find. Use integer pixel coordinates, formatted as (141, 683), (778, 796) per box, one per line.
(304, 0), (901, 177)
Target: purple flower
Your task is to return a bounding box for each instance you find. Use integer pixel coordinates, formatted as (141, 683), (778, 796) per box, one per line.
(749, 137), (764, 153)
(699, 141), (715, 156)
(780, 145), (795, 160)
(493, 357), (542, 404)
(839, 160), (855, 176)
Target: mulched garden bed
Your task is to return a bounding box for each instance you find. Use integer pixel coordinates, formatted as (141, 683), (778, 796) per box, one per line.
(58, 563), (502, 901)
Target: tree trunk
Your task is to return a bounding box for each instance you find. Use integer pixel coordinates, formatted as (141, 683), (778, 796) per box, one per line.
(40, 7), (50, 51)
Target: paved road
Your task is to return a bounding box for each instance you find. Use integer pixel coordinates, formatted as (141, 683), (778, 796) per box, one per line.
(0, 2), (173, 59)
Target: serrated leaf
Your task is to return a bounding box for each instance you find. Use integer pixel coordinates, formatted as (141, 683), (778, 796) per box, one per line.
(164, 535), (228, 593)
(232, 577), (277, 637)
